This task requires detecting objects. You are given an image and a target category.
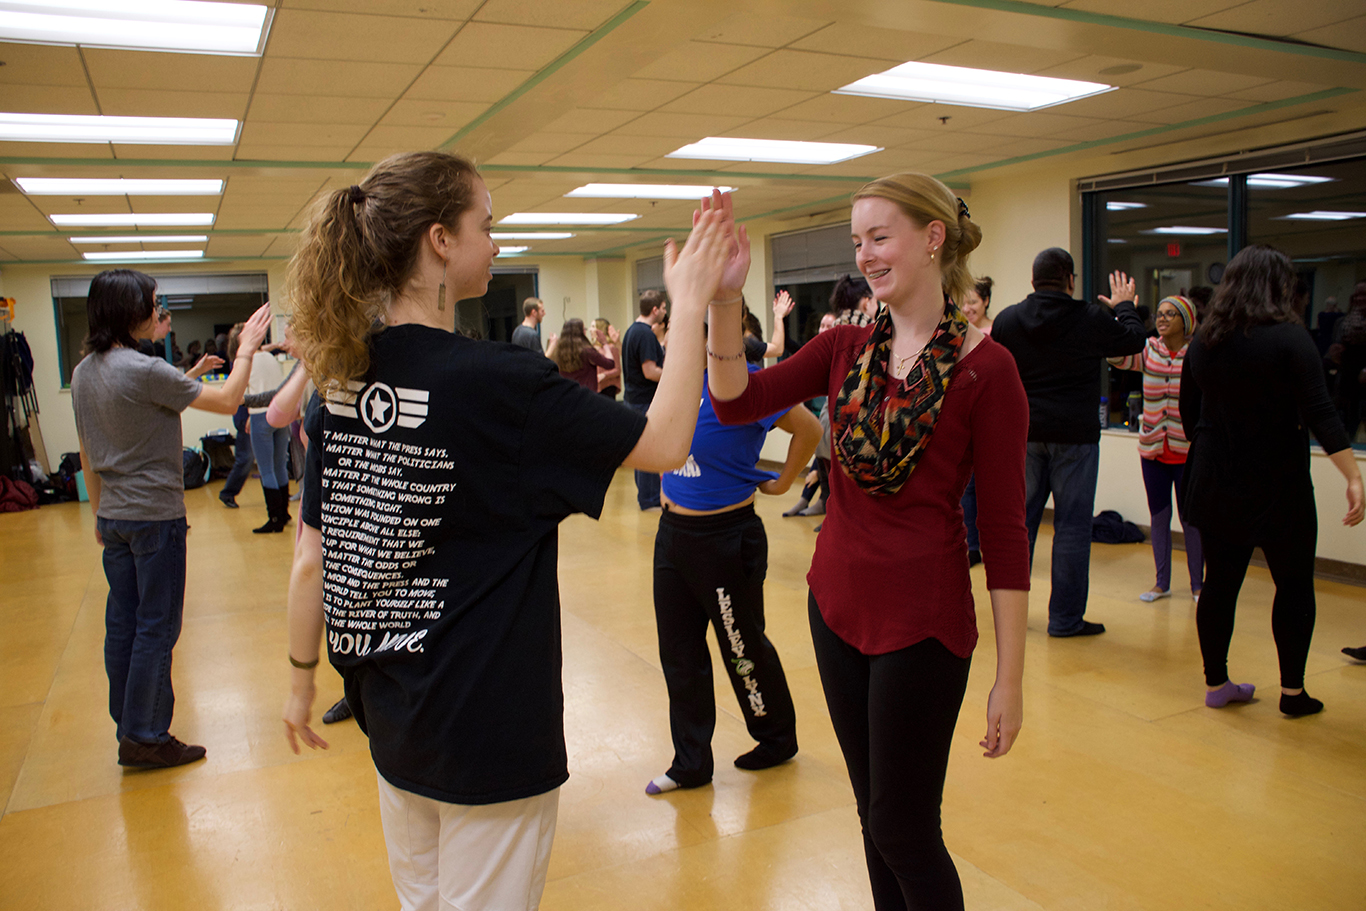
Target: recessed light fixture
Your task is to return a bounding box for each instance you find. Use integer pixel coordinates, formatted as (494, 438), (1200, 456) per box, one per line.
(69, 234), (209, 243)
(0, 0), (271, 55)
(833, 61), (1115, 112)
(51, 213), (216, 226)
(666, 137), (880, 165)
(0, 113), (239, 145)
(1106, 201), (1147, 211)
(1193, 173), (1334, 189)
(490, 232), (574, 240)
(499, 213), (639, 225)
(496, 246), (529, 255)
(1140, 226), (1227, 236)
(565, 183), (737, 200)
(17, 177), (224, 195)
(1275, 210), (1366, 221)
(82, 250), (205, 261)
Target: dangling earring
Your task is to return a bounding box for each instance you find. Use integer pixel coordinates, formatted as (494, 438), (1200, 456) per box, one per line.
(437, 257), (448, 311)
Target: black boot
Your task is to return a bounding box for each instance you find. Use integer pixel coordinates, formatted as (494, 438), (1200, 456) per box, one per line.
(253, 487), (285, 534)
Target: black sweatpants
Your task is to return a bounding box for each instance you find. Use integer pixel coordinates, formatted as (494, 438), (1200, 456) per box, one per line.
(809, 594), (971, 911)
(1197, 496), (1318, 689)
(653, 505), (797, 787)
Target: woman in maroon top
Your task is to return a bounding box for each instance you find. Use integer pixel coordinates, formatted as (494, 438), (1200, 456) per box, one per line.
(548, 317), (614, 390)
(707, 172), (1030, 911)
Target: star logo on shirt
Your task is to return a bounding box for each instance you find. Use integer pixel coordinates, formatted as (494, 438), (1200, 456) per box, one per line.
(350, 382), (430, 434)
(360, 383), (398, 434)
(369, 395), (392, 425)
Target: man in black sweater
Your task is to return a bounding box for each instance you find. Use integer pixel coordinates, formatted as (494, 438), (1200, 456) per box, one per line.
(992, 248), (1147, 637)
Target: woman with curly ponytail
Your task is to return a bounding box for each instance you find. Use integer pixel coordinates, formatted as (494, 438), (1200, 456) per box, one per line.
(705, 172), (1030, 910)
(280, 150), (738, 911)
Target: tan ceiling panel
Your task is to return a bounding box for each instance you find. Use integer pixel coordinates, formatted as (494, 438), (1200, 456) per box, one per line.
(718, 50), (888, 92)
(97, 89), (249, 119)
(539, 108), (640, 134)
(1223, 80), (1338, 103)
(225, 176), (328, 195)
(586, 78), (701, 112)
(690, 13), (832, 49)
(239, 122), (372, 146)
(1032, 118), (1153, 143)
(505, 132), (596, 154)
(348, 124), (461, 158)
(0, 237), (81, 260)
(611, 111), (751, 139)
(628, 42), (769, 84)
(1, 212), (67, 232)
(873, 103), (1009, 132)
(404, 66), (533, 103)
(717, 117), (846, 141)
(817, 124), (942, 148)
(2, 85), (97, 115)
(1031, 56), (1186, 87)
(789, 23), (963, 63)
(660, 84), (818, 119)
(976, 137), (1074, 158)
(128, 196), (228, 212)
(267, 9), (459, 63)
(966, 111), (1109, 139)
(1131, 69), (1276, 97)
(1052, 87), (1208, 120)
(920, 40), (1085, 74)
(235, 144), (359, 161)
(433, 22), (588, 70)
(111, 145), (236, 160)
(570, 134), (686, 157)
(541, 152), (655, 169)
(81, 49), (259, 93)
(32, 197), (132, 214)
(1293, 15), (1366, 54)
(1058, 0), (1247, 24)
(1134, 96), (1256, 124)
(214, 209), (306, 229)
(1185, 0), (1357, 35)
(205, 236), (277, 258)
(472, 0), (628, 30)
(771, 92), (916, 125)
(482, 150), (558, 166)
(377, 99), (487, 128)
(254, 58), (424, 97)
(0, 43), (96, 87)
(247, 94), (390, 125)
(284, 0), (480, 17)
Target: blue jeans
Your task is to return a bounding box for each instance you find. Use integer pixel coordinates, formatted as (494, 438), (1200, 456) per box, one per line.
(960, 473), (980, 552)
(98, 517), (188, 744)
(1022, 442), (1099, 636)
(627, 401), (660, 509)
(221, 415), (256, 498)
(249, 411), (290, 489)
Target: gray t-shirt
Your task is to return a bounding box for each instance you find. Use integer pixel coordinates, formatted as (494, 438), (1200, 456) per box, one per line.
(71, 346), (202, 520)
(510, 324), (542, 353)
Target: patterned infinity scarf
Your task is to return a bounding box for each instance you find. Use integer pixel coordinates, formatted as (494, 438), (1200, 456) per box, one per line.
(831, 299), (967, 497)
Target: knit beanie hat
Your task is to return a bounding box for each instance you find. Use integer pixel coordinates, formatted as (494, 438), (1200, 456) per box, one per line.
(1161, 295), (1197, 334)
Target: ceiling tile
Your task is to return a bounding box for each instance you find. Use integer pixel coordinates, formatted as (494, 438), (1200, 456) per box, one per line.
(1135, 96), (1258, 124)
(214, 209), (304, 229)
(433, 22), (589, 70)
(873, 103), (1009, 131)
(33, 197), (133, 214)
(817, 124), (942, 148)
(718, 50), (888, 92)
(1292, 15), (1366, 53)
(505, 132), (596, 154)
(628, 42), (769, 84)
(1130, 69), (1276, 96)
(482, 151), (558, 166)
(789, 23), (963, 62)
(1031, 56), (1186, 87)
(225, 176), (327, 195)
(1058, 0), (1247, 24)
(586, 79), (701, 112)
(234, 144), (359, 162)
(611, 111), (752, 139)
(2, 85), (97, 115)
(255, 58), (423, 97)
(127, 196), (228, 212)
(539, 108), (640, 133)
(205, 236), (277, 258)
(377, 99), (486, 129)
(404, 66), (533, 103)
(770, 93), (917, 125)
(267, 9), (459, 63)
(473, 0), (629, 30)
(248, 94), (390, 125)
(716, 118), (848, 141)
(0, 42), (87, 86)
(1049, 87), (1204, 120)
(239, 122), (372, 146)
(920, 39), (1086, 74)
(110, 145), (236, 160)
(81, 49), (259, 93)
(690, 13), (832, 49)
(347, 125), (460, 159)
(285, 0), (479, 17)
(569, 134), (684, 157)
(660, 85), (817, 118)
(540, 152), (655, 169)
(962, 111), (1109, 139)
(1185, 0), (1355, 35)
(1223, 80), (1337, 103)
(97, 89), (249, 119)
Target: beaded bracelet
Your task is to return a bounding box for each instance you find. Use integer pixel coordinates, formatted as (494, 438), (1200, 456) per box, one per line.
(707, 347), (746, 361)
(289, 654), (319, 669)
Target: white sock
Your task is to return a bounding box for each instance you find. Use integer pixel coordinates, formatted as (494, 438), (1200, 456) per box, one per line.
(645, 774), (679, 795)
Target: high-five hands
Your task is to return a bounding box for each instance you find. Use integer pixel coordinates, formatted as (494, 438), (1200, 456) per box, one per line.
(1098, 271), (1137, 308)
(665, 189), (740, 308)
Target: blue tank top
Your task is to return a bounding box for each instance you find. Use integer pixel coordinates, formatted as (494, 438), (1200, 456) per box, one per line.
(662, 367), (789, 510)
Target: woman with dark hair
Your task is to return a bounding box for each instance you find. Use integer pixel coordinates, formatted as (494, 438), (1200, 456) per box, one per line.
(548, 317), (614, 390)
(592, 317), (622, 398)
(707, 173), (1030, 911)
(72, 269), (271, 769)
(959, 275), (995, 563)
(279, 151), (735, 911)
(830, 273), (877, 326)
(1181, 245), (1363, 717)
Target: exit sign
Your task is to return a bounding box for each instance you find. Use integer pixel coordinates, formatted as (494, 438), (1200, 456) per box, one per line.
(1167, 243), (1182, 257)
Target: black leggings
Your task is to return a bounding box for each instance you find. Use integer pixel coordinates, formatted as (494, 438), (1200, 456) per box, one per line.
(653, 506), (797, 786)
(1196, 497), (1318, 689)
(809, 594), (971, 911)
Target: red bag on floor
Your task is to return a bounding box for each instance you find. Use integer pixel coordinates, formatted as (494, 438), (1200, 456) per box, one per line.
(0, 476), (39, 512)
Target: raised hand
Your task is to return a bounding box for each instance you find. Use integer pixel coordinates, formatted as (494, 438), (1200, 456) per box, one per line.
(239, 302), (273, 355)
(694, 189), (750, 297)
(664, 193), (733, 312)
(1098, 270), (1136, 308)
(187, 354), (224, 379)
(773, 290), (794, 319)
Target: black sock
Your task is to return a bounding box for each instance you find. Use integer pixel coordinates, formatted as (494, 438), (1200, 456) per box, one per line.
(1279, 692), (1323, 717)
(734, 742), (797, 770)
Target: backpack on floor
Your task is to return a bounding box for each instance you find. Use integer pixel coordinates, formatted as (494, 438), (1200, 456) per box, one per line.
(183, 447), (210, 490)
(1092, 509), (1145, 544)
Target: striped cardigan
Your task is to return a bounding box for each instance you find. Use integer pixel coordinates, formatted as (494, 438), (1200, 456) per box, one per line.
(1108, 337), (1191, 461)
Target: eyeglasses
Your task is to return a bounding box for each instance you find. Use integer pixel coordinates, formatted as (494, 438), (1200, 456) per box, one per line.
(1154, 311), (1180, 320)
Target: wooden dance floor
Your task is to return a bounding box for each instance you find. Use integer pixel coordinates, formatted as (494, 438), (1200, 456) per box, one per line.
(1, 468), (1363, 909)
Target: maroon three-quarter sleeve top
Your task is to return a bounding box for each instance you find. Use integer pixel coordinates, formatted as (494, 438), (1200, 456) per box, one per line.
(710, 325), (1031, 658)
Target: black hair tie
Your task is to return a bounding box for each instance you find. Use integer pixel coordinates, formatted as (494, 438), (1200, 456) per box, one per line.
(957, 197), (970, 219)
(348, 185), (366, 205)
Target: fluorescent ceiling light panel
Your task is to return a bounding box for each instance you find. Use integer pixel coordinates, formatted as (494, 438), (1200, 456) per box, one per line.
(833, 61), (1114, 112)
(17, 177), (223, 195)
(666, 137), (880, 165)
(0, 0), (269, 55)
(1106, 201), (1147, 211)
(496, 246), (529, 255)
(51, 212), (216, 226)
(499, 213), (638, 225)
(565, 183), (737, 200)
(1276, 210), (1366, 221)
(1107, 238), (1128, 244)
(0, 113), (238, 144)
(491, 232), (574, 240)
(1141, 226), (1227, 235)
(82, 249), (205, 261)
(1194, 173), (1335, 189)
(69, 234), (208, 243)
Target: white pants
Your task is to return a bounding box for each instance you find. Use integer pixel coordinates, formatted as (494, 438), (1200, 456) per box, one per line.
(376, 771), (560, 911)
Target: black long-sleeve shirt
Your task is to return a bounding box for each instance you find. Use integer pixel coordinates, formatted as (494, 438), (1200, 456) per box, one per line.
(991, 290), (1147, 444)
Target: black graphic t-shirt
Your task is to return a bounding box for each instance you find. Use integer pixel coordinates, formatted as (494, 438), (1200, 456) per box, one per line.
(303, 324), (646, 804)
(621, 321), (664, 406)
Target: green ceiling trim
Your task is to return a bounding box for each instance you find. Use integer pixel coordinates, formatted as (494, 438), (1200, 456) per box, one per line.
(933, 87), (1359, 180)
(439, 0), (650, 151)
(480, 163), (875, 184)
(929, 0), (1366, 64)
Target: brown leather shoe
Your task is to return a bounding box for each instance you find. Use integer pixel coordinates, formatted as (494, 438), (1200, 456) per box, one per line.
(118, 736), (206, 769)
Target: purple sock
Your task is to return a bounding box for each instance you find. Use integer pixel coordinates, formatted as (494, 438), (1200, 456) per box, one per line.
(1206, 680), (1255, 708)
